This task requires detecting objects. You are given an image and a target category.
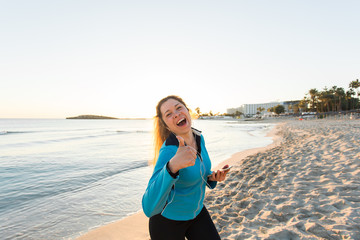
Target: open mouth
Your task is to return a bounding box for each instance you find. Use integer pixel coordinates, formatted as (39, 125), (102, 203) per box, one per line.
(177, 118), (187, 127)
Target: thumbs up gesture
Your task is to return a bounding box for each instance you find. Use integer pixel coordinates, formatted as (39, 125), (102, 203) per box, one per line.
(167, 136), (197, 174)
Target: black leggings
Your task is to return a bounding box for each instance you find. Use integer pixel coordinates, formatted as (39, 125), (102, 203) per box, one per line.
(149, 206), (221, 240)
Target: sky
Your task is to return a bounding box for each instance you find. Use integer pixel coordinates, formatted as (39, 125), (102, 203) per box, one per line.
(1, 0), (359, 118)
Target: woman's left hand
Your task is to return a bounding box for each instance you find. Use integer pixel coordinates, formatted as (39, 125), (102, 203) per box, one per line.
(207, 165), (230, 182)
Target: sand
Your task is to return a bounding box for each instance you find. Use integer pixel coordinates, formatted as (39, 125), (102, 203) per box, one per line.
(205, 119), (360, 239)
(76, 119), (360, 240)
(76, 211), (149, 240)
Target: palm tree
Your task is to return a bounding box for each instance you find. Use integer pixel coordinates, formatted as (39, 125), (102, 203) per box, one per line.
(308, 88), (318, 112)
(330, 86), (339, 111)
(257, 107), (265, 115)
(235, 111), (243, 118)
(318, 91), (326, 112)
(274, 105), (285, 115)
(346, 89), (355, 110)
(319, 88), (332, 112)
(349, 79), (360, 109)
(334, 87), (345, 111)
(293, 104), (300, 114)
(299, 97), (308, 112)
(349, 79), (360, 96)
(195, 107), (201, 116)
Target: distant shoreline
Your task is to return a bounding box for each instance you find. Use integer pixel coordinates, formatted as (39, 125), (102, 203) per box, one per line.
(66, 115), (118, 119)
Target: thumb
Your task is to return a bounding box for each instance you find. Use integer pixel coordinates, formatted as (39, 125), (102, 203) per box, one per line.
(176, 136), (186, 147)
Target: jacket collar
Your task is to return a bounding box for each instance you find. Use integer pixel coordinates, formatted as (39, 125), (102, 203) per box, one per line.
(165, 128), (202, 154)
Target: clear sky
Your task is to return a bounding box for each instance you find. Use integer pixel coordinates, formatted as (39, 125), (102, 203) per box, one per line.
(1, 0), (359, 118)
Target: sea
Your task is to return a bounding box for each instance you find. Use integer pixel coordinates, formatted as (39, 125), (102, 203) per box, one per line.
(0, 118), (275, 240)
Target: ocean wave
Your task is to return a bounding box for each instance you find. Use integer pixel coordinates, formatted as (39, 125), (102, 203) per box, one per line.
(116, 130), (150, 134)
(2, 132), (128, 148)
(47, 132), (119, 143)
(0, 128), (114, 136)
(0, 161), (148, 213)
(1, 128), (150, 137)
(0, 131), (33, 135)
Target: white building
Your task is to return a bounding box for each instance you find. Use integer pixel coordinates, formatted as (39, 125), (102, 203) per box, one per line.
(227, 107), (243, 115)
(228, 100), (301, 117)
(241, 102), (282, 116)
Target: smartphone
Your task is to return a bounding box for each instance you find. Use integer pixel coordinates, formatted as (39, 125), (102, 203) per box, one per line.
(222, 165), (233, 172)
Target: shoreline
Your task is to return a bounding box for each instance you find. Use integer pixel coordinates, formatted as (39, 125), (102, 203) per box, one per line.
(213, 121), (284, 170)
(75, 121), (284, 240)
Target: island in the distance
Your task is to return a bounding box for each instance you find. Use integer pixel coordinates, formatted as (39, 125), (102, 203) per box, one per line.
(66, 115), (119, 119)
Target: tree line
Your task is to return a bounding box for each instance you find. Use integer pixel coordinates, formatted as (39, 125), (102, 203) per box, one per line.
(193, 78), (360, 118)
(299, 79), (359, 113)
(266, 78), (360, 115)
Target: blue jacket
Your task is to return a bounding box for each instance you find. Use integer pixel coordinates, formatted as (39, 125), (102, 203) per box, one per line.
(142, 129), (217, 220)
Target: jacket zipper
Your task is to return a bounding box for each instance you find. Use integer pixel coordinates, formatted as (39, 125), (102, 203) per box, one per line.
(194, 153), (205, 218)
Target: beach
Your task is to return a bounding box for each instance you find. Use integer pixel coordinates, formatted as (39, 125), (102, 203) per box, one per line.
(77, 119), (360, 239)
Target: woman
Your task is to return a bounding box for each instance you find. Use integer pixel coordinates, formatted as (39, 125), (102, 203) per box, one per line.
(142, 95), (230, 240)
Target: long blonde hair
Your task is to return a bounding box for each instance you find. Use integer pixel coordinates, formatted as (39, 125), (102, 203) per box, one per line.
(152, 95), (189, 165)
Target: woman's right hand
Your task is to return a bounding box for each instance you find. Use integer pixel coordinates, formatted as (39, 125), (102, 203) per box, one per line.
(168, 136), (197, 173)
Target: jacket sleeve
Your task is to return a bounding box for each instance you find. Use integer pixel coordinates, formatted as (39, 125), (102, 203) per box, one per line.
(142, 147), (178, 218)
(207, 179), (217, 189)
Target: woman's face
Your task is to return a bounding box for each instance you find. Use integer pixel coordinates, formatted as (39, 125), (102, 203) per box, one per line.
(160, 98), (192, 136)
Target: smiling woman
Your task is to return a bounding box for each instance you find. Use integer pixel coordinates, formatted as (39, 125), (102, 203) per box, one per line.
(142, 95), (230, 240)
(152, 95), (191, 165)
(162, 102), (189, 128)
